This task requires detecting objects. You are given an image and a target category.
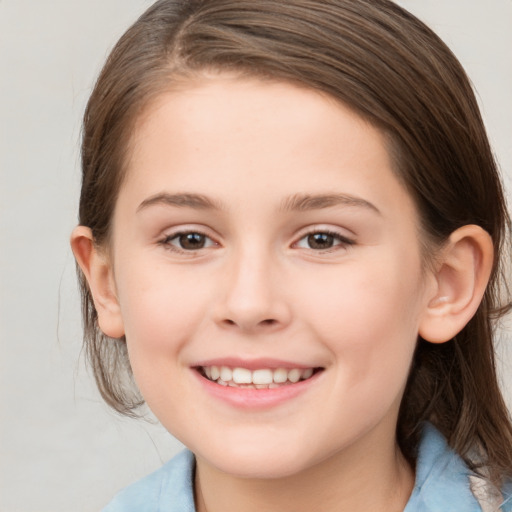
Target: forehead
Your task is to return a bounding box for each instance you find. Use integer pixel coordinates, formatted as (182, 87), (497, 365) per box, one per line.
(130, 76), (360, 161)
(119, 76), (416, 223)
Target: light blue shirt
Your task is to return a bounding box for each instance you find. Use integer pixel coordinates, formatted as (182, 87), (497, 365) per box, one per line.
(103, 424), (512, 511)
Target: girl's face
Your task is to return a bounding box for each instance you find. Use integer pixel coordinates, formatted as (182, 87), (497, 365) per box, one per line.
(109, 76), (433, 478)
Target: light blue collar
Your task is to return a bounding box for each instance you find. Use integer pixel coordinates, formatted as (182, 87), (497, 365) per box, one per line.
(104, 423), (512, 511)
(404, 423), (482, 511)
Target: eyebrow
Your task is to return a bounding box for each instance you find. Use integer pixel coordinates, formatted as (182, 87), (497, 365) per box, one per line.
(279, 193), (381, 215)
(136, 191), (380, 215)
(137, 192), (224, 212)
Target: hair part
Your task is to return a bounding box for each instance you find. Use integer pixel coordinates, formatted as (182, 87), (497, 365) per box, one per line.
(77, 0), (512, 483)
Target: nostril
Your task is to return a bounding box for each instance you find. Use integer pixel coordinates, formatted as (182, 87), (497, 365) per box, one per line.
(221, 318), (278, 329)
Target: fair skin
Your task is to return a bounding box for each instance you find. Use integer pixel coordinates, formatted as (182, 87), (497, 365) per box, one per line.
(72, 76), (493, 512)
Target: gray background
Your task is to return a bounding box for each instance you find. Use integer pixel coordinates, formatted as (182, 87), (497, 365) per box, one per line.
(1, 1), (511, 511)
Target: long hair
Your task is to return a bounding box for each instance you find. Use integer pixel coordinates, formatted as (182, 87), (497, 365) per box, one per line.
(77, 0), (512, 483)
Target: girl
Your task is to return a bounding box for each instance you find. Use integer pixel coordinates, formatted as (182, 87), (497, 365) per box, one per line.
(71, 0), (512, 510)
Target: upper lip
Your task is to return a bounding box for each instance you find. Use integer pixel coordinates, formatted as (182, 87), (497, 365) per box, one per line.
(192, 357), (320, 370)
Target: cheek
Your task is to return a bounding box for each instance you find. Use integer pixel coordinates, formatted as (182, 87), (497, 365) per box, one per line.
(114, 262), (215, 415)
(115, 260), (212, 359)
(298, 251), (424, 382)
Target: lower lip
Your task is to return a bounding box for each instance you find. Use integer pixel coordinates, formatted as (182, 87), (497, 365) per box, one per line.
(193, 370), (322, 409)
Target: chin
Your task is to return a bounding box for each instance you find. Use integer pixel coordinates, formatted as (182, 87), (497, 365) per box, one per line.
(215, 454), (310, 479)
(193, 438), (322, 480)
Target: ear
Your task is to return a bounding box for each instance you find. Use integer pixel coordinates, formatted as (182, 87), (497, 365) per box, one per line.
(70, 226), (125, 338)
(419, 225), (494, 343)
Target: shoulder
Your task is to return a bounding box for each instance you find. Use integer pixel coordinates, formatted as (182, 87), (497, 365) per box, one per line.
(501, 481), (512, 512)
(101, 450), (196, 512)
(405, 423), (512, 512)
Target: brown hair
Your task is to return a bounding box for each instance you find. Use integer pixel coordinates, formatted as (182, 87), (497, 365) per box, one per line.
(77, 0), (512, 483)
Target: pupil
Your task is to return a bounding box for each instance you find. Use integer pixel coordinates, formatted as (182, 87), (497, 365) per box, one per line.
(180, 233), (205, 249)
(308, 233), (334, 249)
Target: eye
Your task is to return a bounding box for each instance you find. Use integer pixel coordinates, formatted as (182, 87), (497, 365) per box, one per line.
(160, 231), (217, 252)
(295, 231), (354, 251)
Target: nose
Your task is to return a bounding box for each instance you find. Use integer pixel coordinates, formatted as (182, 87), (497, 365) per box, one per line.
(215, 248), (291, 334)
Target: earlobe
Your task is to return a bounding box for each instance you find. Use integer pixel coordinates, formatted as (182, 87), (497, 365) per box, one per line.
(70, 226), (125, 338)
(419, 225), (493, 344)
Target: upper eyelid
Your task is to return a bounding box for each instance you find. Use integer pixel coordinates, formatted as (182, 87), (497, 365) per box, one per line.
(160, 224), (217, 239)
(293, 231), (354, 247)
(293, 225), (356, 240)
(163, 228), (211, 239)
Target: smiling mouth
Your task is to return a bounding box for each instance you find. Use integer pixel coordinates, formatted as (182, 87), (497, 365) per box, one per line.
(198, 366), (322, 389)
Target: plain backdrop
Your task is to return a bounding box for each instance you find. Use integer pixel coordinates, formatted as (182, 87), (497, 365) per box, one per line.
(0, 1), (511, 511)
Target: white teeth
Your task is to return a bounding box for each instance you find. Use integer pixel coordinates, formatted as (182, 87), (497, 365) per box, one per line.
(202, 365), (316, 387)
(273, 368), (288, 383)
(210, 366), (220, 380)
(252, 369), (273, 385)
(220, 366), (232, 382)
(288, 368), (301, 383)
(232, 367), (252, 384)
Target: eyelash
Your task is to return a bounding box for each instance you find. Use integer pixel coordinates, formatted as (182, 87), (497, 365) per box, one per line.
(158, 229), (355, 254)
(158, 230), (217, 254)
(294, 230), (355, 252)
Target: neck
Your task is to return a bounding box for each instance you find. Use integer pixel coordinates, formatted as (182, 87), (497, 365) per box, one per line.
(194, 427), (414, 512)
